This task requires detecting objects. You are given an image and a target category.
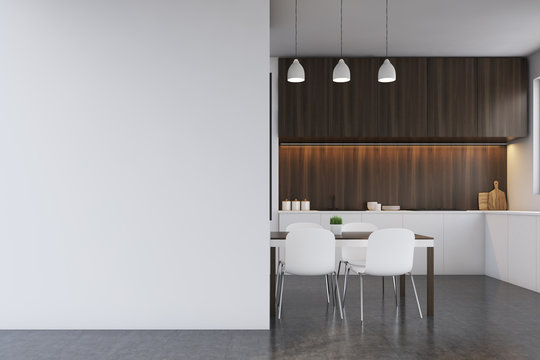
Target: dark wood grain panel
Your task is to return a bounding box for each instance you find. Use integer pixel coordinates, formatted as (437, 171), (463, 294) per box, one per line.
(332, 58), (379, 137)
(378, 57), (427, 137)
(478, 58), (528, 137)
(427, 58), (478, 137)
(279, 145), (506, 210)
(279, 58), (334, 138)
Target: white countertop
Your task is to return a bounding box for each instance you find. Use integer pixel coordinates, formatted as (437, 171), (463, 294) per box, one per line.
(278, 210), (540, 215)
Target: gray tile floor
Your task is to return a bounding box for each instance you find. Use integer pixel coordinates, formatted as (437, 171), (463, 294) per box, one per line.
(1, 276), (539, 359)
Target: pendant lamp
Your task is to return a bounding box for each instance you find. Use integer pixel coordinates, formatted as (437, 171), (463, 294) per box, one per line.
(378, 0), (396, 83)
(287, 0), (305, 83)
(333, 0), (350, 83)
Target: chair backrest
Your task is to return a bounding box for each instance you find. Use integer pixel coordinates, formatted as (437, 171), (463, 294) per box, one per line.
(364, 228), (415, 276)
(286, 222), (323, 231)
(341, 222), (378, 263)
(285, 228), (335, 276)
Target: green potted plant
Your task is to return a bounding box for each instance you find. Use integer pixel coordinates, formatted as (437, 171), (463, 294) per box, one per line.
(330, 216), (343, 235)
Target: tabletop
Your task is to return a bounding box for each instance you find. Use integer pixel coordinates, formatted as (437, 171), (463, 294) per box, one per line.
(270, 231), (434, 240)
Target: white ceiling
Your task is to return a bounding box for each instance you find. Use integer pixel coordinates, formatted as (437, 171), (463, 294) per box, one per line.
(270, 0), (540, 57)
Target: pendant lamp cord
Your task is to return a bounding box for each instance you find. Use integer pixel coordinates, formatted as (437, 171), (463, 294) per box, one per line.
(340, 0), (343, 57)
(295, 0), (298, 57)
(385, 0), (389, 58)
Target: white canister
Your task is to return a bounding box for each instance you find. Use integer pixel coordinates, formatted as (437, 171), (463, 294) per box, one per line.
(291, 199), (301, 211)
(301, 199), (310, 211)
(376, 203), (382, 211)
(282, 200), (291, 211)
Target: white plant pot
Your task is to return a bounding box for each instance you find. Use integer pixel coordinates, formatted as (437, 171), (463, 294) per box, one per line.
(330, 224), (342, 236)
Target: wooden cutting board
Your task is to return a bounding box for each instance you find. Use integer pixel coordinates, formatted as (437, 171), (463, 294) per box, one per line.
(478, 192), (488, 210)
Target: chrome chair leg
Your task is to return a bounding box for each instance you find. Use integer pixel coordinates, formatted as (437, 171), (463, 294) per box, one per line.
(392, 276), (398, 307)
(276, 270), (283, 307)
(330, 273), (336, 307)
(333, 272), (344, 319)
(325, 273), (331, 303)
(359, 274), (364, 323)
(325, 275), (330, 304)
(275, 261), (283, 298)
(342, 266), (350, 306)
(409, 273), (423, 319)
(278, 270), (285, 319)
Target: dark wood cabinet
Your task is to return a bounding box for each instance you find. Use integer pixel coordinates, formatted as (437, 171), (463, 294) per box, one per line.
(427, 58), (478, 137)
(278, 58), (334, 138)
(279, 57), (527, 142)
(478, 58), (528, 138)
(378, 57), (427, 137)
(330, 58), (379, 137)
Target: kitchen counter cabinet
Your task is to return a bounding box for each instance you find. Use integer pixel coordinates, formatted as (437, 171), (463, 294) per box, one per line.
(443, 213), (484, 274)
(485, 214), (509, 281)
(279, 210), (540, 292)
(508, 215), (537, 291)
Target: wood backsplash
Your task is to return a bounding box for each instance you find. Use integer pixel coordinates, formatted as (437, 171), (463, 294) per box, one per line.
(279, 145), (507, 210)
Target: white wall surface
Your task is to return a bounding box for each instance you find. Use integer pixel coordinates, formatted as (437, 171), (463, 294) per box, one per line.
(270, 57), (279, 231)
(0, 0), (269, 329)
(507, 48), (540, 210)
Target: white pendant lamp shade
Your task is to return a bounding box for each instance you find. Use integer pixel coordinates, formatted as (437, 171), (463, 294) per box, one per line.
(333, 59), (350, 83)
(378, 59), (396, 83)
(287, 59), (305, 83)
(379, 0), (396, 83)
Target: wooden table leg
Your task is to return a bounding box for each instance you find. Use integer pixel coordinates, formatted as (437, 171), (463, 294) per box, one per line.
(427, 247), (434, 317)
(270, 247), (276, 318)
(400, 275), (406, 297)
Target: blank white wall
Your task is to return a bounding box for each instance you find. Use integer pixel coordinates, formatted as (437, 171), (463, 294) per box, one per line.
(508, 49), (540, 210)
(0, 0), (269, 329)
(270, 57), (279, 231)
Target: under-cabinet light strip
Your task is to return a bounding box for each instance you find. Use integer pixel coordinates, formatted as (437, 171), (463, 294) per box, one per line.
(280, 142), (508, 146)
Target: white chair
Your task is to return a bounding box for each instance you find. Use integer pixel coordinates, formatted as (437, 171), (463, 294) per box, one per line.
(277, 222), (332, 303)
(338, 222), (378, 274)
(339, 222), (390, 304)
(276, 228), (343, 319)
(348, 228), (422, 323)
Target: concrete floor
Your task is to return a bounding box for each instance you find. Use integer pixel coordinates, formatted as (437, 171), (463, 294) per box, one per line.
(1, 276), (539, 359)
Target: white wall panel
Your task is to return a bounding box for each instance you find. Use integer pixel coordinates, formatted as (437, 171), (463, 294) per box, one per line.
(0, 0), (269, 329)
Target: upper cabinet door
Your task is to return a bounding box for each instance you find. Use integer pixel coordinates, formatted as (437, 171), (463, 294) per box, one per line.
(278, 58), (333, 139)
(378, 57), (428, 137)
(331, 58), (379, 137)
(428, 58), (478, 137)
(477, 58), (528, 138)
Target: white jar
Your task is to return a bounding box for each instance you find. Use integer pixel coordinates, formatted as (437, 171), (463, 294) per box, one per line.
(282, 200), (291, 211)
(301, 200), (310, 211)
(291, 199), (301, 211)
